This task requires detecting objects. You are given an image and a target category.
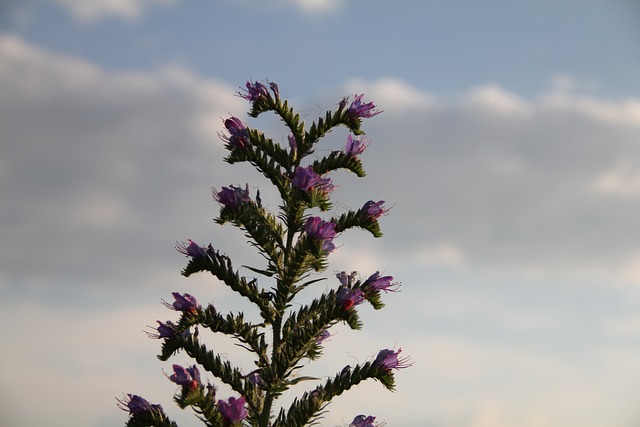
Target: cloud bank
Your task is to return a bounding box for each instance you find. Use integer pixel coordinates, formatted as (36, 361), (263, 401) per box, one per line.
(51, 0), (176, 22)
(3, 36), (640, 427)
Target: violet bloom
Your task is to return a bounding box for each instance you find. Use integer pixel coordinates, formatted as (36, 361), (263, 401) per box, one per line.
(336, 286), (365, 310)
(269, 81), (280, 98)
(221, 116), (249, 149)
(361, 200), (388, 220)
(176, 240), (207, 258)
(239, 80), (269, 101)
(345, 134), (369, 157)
(347, 94), (381, 118)
(288, 132), (297, 157)
(291, 166), (334, 193)
(117, 394), (161, 415)
(350, 415), (377, 427)
(214, 184), (251, 208)
(304, 217), (337, 253)
(247, 372), (262, 385)
(218, 396), (248, 425)
(374, 348), (412, 370)
(336, 271), (358, 287)
(163, 292), (200, 313)
(168, 364), (201, 390)
(364, 271), (399, 293)
(146, 320), (177, 339)
(315, 329), (332, 344)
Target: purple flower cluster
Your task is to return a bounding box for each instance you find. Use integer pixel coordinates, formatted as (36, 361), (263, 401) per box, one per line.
(337, 286), (365, 310)
(214, 184), (251, 208)
(221, 117), (250, 149)
(345, 134), (369, 157)
(336, 271), (358, 287)
(304, 217), (337, 253)
(147, 320), (177, 339)
(374, 348), (412, 371)
(363, 271), (399, 293)
(168, 364), (201, 391)
(239, 80), (269, 101)
(291, 166), (334, 193)
(350, 415), (378, 427)
(218, 396), (248, 425)
(163, 292), (200, 314)
(347, 94), (381, 118)
(117, 394), (162, 415)
(175, 239), (207, 258)
(238, 80), (279, 102)
(361, 200), (388, 220)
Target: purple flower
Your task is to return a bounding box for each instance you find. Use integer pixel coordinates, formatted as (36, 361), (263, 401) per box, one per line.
(176, 240), (207, 258)
(304, 217), (337, 253)
(350, 415), (377, 427)
(269, 81), (280, 98)
(247, 372), (262, 385)
(364, 271), (399, 293)
(239, 80), (269, 101)
(117, 394), (161, 415)
(374, 348), (412, 370)
(345, 134), (369, 157)
(336, 286), (365, 310)
(168, 364), (201, 390)
(214, 184), (251, 208)
(221, 117), (249, 149)
(288, 132), (297, 156)
(218, 396), (248, 425)
(347, 94), (381, 118)
(146, 320), (177, 339)
(291, 166), (334, 193)
(336, 271), (358, 286)
(315, 329), (332, 344)
(163, 292), (200, 313)
(361, 200), (388, 220)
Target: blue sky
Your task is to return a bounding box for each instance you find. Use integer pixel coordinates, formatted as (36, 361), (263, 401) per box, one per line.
(2, 1), (640, 427)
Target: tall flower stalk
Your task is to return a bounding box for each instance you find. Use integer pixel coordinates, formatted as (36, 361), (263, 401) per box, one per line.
(120, 80), (409, 427)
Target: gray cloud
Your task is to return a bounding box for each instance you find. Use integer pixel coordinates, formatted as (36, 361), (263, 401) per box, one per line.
(3, 36), (640, 427)
(50, 0), (176, 23)
(0, 35), (250, 296)
(4, 36), (640, 301)
(333, 79), (640, 284)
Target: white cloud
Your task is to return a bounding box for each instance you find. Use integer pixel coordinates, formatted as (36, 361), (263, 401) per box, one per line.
(0, 35), (247, 292)
(3, 36), (640, 427)
(540, 90), (640, 127)
(279, 0), (343, 14)
(338, 77), (640, 285)
(592, 160), (640, 198)
(463, 83), (531, 116)
(411, 243), (466, 268)
(345, 77), (437, 112)
(51, 0), (176, 23)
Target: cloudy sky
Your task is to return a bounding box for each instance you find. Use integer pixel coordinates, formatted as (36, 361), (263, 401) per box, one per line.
(2, 1), (640, 426)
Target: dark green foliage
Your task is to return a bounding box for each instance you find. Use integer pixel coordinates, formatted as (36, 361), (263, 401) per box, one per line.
(272, 362), (394, 427)
(124, 406), (179, 427)
(333, 209), (383, 238)
(181, 249), (276, 324)
(217, 201), (285, 269)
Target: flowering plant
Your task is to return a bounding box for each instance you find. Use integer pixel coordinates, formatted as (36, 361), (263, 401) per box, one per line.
(119, 80), (409, 427)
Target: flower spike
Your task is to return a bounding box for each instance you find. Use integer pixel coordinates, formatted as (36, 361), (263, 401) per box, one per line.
(119, 81), (407, 427)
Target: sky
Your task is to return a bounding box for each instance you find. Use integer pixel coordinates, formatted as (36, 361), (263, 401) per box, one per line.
(2, 1), (640, 426)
